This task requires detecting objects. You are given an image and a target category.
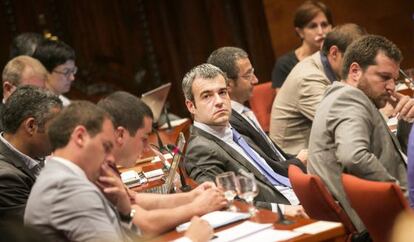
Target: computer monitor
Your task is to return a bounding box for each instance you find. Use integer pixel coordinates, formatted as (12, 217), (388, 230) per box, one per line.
(141, 82), (171, 123)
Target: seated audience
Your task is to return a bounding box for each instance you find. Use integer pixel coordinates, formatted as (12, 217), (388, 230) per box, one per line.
(25, 101), (214, 242)
(97, 91), (226, 236)
(269, 23), (366, 155)
(9, 32), (44, 58)
(271, 0), (333, 90)
(207, 46), (307, 174)
(182, 63), (306, 216)
(0, 86), (62, 223)
(33, 39), (76, 106)
(308, 35), (411, 232)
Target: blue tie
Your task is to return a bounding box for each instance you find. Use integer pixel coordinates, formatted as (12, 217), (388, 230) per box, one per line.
(232, 128), (291, 187)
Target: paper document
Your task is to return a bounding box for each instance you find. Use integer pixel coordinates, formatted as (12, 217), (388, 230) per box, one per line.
(176, 211), (250, 232)
(293, 221), (342, 235)
(212, 221), (282, 242)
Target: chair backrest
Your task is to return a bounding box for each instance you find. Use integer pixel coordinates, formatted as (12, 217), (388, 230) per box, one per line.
(288, 165), (357, 236)
(342, 174), (410, 242)
(249, 82), (275, 132)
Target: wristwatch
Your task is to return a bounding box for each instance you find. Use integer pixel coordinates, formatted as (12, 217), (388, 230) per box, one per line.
(120, 208), (136, 226)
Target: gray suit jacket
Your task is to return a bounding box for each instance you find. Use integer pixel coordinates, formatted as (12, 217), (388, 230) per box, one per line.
(308, 82), (407, 232)
(184, 126), (291, 209)
(270, 52), (336, 155)
(24, 159), (130, 242)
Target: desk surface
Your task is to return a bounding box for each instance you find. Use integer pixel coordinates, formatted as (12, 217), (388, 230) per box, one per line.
(149, 201), (346, 242)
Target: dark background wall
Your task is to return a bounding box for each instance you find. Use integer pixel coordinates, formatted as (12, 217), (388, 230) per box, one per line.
(0, 0), (413, 117)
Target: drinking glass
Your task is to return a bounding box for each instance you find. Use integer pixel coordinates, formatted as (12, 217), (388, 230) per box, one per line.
(237, 173), (258, 216)
(216, 171), (239, 211)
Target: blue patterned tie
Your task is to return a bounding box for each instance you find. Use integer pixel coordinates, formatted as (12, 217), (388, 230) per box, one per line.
(232, 128), (291, 187)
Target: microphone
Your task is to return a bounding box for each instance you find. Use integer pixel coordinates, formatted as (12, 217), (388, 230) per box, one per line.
(276, 204), (294, 225)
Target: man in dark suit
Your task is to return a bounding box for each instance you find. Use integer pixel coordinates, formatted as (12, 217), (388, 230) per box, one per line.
(207, 47), (307, 176)
(0, 86), (62, 223)
(182, 63), (307, 216)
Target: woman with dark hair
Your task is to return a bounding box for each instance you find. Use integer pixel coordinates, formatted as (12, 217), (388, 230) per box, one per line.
(271, 1), (333, 90)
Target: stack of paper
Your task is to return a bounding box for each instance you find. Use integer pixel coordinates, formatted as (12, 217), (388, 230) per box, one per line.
(176, 211), (250, 232)
(212, 221), (302, 242)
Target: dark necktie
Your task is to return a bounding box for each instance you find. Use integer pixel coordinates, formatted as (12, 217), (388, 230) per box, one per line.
(242, 107), (286, 161)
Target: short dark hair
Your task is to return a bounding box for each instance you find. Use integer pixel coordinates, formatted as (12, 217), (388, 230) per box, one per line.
(321, 23), (367, 56)
(9, 32), (44, 58)
(97, 91), (153, 136)
(48, 101), (111, 151)
(182, 63), (228, 103)
(207, 47), (248, 80)
(294, 0), (333, 29)
(342, 35), (403, 79)
(2, 86), (62, 134)
(32, 39), (75, 72)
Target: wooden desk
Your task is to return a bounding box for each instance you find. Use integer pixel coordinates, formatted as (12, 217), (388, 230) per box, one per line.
(150, 201), (346, 242)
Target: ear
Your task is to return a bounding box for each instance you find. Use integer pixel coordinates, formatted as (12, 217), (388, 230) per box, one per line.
(227, 79), (236, 93)
(114, 126), (126, 146)
(3, 81), (16, 100)
(23, 117), (37, 136)
(185, 99), (196, 115)
(72, 125), (88, 147)
(329, 46), (339, 59)
(295, 27), (304, 39)
(348, 62), (362, 85)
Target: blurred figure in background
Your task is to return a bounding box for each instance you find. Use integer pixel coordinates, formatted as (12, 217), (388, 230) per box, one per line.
(271, 0), (333, 91)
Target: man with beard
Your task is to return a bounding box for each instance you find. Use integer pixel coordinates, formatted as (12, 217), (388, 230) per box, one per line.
(308, 35), (412, 232)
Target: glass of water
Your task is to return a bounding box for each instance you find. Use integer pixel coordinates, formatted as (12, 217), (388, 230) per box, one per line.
(237, 173), (258, 216)
(216, 171), (239, 211)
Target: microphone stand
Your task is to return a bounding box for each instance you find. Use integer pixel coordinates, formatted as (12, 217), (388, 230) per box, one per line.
(276, 204), (294, 225)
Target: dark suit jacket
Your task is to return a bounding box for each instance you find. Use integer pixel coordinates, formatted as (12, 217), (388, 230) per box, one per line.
(0, 139), (36, 223)
(184, 126), (291, 209)
(229, 110), (306, 176)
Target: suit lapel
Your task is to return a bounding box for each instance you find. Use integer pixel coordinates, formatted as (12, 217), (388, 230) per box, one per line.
(191, 126), (276, 188)
(0, 140), (36, 181)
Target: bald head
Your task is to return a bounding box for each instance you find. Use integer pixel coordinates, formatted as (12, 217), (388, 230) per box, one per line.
(2, 55), (47, 100)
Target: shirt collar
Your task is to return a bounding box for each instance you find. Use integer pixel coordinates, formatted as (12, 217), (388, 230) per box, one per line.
(193, 121), (233, 142)
(48, 156), (88, 180)
(320, 51), (337, 83)
(231, 100), (245, 114)
(0, 132), (40, 170)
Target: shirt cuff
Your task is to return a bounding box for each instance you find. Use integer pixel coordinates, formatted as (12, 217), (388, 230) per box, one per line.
(173, 236), (193, 242)
(271, 203), (285, 214)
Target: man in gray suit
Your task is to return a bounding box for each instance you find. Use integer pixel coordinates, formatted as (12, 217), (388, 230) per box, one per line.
(308, 35), (413, 232)
(25, 101), (215, 242)
(0, 86), (61, 223)
(182, 63), (307, 217)
(269, 23), (367, 155)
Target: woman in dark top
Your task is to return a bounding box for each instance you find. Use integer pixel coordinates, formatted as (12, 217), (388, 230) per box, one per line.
(272, 0), (333, 90)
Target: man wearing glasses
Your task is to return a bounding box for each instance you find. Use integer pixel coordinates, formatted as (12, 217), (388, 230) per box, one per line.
(207, 47), (307, 173)
(33, 39), (77, 106)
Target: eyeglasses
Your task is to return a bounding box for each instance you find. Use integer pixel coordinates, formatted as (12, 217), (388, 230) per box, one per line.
(239, 68), (255, 81)
(53, 67), (78, 77)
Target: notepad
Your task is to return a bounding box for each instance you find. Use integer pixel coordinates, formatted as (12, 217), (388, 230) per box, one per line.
(212, 221), (302, 242)
(176, 211), (250, 232)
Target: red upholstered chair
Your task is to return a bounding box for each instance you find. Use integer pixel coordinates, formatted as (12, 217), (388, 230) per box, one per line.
(288, 165), (357, 241)
(342, 174), (410, 242)
(249, 82), (276, 132)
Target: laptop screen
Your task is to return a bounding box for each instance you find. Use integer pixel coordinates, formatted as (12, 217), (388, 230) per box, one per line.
(141, 82), (171, 123)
